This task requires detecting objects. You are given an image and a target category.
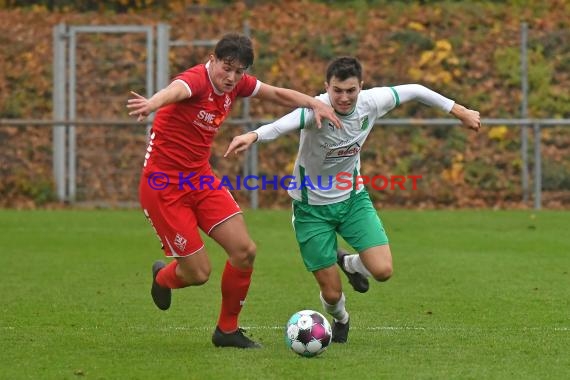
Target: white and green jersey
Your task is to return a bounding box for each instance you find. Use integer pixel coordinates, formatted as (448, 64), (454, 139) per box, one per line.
(255, 84), (454, 205)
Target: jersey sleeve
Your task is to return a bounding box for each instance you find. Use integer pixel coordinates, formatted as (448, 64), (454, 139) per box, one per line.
(391, 84), (455, 112)
(255, 108), (309, 142)
(236, 73), (261, 98)
(174, 67), (206, 98)
(365, 87), (399, 117)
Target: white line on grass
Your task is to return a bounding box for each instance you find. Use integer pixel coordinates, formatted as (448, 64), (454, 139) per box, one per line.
(103, 325), (570, 332)
(3, 326), (568, 332)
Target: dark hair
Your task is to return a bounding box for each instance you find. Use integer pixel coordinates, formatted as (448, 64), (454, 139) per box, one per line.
(325, 56), (362, 82)
(214, 33), (254, 69)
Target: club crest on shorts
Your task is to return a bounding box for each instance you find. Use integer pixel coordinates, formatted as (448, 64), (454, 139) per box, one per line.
(174, 233), (187, 252)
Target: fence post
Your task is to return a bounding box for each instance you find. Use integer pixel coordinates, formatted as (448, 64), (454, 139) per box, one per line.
(520, 22), (530, 204)
(154, 23), (170, 140)
(533, 122), (542, 210)
(242, 21), (258, 209)
(67, 28), (78, 202)
(145, 26), (155, 136)
(53, 23), (67, 202)
(156, 23), (170, 92)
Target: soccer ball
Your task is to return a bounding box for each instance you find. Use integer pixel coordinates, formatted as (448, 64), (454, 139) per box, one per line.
(285, 310), (332, 357)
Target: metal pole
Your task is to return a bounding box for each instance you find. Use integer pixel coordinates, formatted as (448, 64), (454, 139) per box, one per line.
(146, 27), (154, 136)
(68, 28), (77, 202)
(533, 123), (541, 210)
(52, 23), (67, 202)
(156, 23), (170, 91)
(520, 22), (529, 204)
(242, 21), (258, 209)
(155, 23), (170, 141)
(6, 117), (570, 127)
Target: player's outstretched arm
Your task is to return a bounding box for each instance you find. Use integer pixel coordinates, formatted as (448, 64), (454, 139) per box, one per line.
(254, 83), (342, 130)
(392, 84), (481, 132)
(127, 81), (190, 121)
(224, 108), (306, 157)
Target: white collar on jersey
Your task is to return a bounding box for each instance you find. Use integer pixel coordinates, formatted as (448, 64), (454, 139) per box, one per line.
(205, 60), (225, 96)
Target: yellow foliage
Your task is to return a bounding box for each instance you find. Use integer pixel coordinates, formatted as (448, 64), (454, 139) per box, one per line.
(487, 126), (508, 141)
(447, 56), (459, 65)
(408, 21), (425, 31)
(411, 38), (460, 84)
(30, 4), (48, 12)
(270, 63), (280, 76)
(408, 67), (423, 81)
(424, 71), (452, 84)
(418, 51), (434, 67)
(441, 162), (464, 184)
(435, 50), (450, 63)
(440, 153), (464, 184)
(438, 71), (453, 84)
(435, 39), (452, 52)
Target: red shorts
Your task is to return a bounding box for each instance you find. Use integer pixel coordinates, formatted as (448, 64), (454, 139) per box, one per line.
(139, 172), (241, 257)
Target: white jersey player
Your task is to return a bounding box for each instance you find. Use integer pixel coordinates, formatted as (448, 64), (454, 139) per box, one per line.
(225, 56), (481, 343)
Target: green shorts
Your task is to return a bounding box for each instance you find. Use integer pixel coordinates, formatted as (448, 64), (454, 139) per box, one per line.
(292, 190), (389, 272)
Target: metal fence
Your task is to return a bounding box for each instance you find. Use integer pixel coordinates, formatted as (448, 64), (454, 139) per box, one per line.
(2, 117), (570, 210)
(1, 22), (569, 209)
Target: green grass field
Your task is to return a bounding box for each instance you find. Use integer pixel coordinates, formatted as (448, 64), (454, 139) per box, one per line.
(1, 209), (569, 380)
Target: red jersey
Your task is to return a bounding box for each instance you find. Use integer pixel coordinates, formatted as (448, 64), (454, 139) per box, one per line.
(143, 63), (259, 182)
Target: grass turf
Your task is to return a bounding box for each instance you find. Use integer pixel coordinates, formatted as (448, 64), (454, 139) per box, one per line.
(0, 209), (569, 379)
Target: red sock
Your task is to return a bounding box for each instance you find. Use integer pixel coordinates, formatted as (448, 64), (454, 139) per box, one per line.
(217, 260), (253, 333)
(156, 260), (186, 289)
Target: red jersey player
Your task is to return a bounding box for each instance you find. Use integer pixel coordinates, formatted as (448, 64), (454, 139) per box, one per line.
(127, 33), (341, 348)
